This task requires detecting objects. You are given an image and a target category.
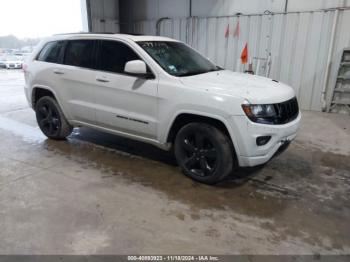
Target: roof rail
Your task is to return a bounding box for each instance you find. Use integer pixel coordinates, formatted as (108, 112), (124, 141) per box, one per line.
(53, 32), (116, 36)
(54, 32), (146, 36)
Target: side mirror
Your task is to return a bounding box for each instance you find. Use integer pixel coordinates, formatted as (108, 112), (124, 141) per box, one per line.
(124, 60), (153, 79)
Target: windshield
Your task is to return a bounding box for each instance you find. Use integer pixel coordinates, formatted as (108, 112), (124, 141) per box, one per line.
(137, 41), (221, 77)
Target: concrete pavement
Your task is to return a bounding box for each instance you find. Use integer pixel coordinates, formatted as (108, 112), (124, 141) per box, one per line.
(0, 69), (349, 255)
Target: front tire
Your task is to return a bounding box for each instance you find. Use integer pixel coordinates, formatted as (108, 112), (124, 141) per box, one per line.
(35, 96), (73, 140)
(174, 123), (234, 184)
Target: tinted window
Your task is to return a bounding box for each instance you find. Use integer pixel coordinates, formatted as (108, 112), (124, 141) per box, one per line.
(64, 40), (95, 68)
(98, 40), (140, 74)
(37, 41), (65, 63)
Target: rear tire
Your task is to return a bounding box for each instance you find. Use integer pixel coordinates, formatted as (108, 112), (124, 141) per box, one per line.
(174, 123), (234, 184)
(35, 96), (73, 140)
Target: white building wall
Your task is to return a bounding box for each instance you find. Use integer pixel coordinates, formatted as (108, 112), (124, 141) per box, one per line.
(121, 0), (350, 21)
(288, 0), (348, 12)
(80, 0), (89, 31)
(192, 0), (349, 16)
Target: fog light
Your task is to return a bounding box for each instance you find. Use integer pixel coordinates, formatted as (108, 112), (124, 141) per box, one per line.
(256, 136), (271, 146)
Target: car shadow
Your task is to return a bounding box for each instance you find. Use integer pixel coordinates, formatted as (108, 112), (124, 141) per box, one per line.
(70, 127), (178, 166)
(43, 127), (309, 216)
(69, 127), (260, 186)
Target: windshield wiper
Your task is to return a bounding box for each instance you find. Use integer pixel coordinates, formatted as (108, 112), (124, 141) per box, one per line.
(177, 71), (207, 77)
(208, 68), (224, 73)
(178, 68), (223, 77)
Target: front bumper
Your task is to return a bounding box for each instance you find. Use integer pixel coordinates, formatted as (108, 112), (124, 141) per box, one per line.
(6, 64), (22, 69)
(229, 112), (301, 167)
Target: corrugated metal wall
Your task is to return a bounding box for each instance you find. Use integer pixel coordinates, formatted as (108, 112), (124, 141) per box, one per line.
(131, 9), (350, 111)
(89, 0), (120, 33)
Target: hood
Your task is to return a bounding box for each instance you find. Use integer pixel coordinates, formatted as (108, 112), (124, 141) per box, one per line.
(179, 70), (295, 104)
(6, 61), (22, 64)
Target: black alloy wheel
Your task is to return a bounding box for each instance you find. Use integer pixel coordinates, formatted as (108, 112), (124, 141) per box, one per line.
(180, 132), (218, 177)
(35, 96), (73, 140)
(174, 123), (234, 184)
(37, 101), (61, 137)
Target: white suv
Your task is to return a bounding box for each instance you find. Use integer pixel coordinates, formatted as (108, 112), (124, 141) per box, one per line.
(24, 33), (301, 184)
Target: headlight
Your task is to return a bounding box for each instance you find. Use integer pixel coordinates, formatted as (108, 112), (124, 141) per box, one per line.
(242, 104), (277, 124)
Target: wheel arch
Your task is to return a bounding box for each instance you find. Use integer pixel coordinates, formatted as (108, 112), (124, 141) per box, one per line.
(165, 112), (240, 157)
(31, 85), (71, 121)
(31, 85), (58, 108)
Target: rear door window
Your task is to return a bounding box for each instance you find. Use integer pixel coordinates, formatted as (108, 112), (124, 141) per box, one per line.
(63, 40), (95, 69)
(37, 41), (65, 64)
(97, 40), (140, 74)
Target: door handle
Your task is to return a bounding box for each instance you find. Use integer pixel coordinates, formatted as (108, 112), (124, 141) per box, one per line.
(96, 77), (110, 83)
(53, 69), (64, 75)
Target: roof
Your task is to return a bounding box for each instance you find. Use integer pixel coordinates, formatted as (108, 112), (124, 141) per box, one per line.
(52, 33), (178, 42)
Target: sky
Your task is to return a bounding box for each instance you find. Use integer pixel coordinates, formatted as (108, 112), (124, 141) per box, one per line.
(0, 0), (83, 38)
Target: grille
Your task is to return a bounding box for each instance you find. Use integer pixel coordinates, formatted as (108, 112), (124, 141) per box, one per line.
(274, 97), (299, 124)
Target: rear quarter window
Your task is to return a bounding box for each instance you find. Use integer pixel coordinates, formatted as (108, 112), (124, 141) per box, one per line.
(37, 41), (65, 64)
